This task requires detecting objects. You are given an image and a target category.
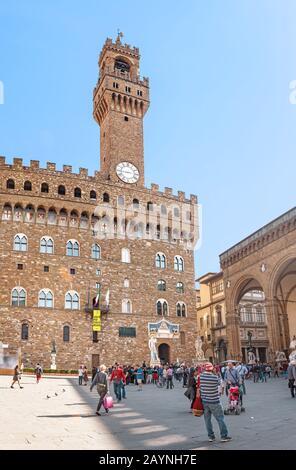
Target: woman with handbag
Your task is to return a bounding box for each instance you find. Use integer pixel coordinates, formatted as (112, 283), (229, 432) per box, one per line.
(192, 373), (204, 417)
(90, 364), (110, 416)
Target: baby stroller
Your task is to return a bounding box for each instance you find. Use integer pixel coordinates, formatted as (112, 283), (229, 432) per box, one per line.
(224, 385), (245, 415)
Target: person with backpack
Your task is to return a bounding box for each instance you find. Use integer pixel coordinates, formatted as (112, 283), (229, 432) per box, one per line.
(90, 364), (110, 416)
(35, 363), (43, 384)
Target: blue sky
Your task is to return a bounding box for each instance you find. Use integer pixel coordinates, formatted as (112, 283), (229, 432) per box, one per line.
(1, 1), (296, 277)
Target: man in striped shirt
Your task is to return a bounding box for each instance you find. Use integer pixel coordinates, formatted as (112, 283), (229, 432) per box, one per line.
(200, 363), (232, 443)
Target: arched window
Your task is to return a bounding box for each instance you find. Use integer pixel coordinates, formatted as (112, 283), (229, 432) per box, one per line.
(157, 280), (166, 291)
(215, 305), (222, 325)
(58, 185), (66, 195)
(41, 183), (49, 193)
(74, 187), (81, 198)
(40, 236), (54, 254)
(38, 289), (53, 308)
(11, 288), (26, 306)
(174, 255), (184, 272)
(80, 212), (89, 229)
(122, 299), (132, 313)
(7, 179), (15, 189)
(66, 240), (80, 257)
(103, 192), (110, 203)
(14, 205), (23, 221)
(133, 198), (139, 209)
(147, 201), (153, 211)
(161, 204), (167, 215)
(124, 278), (130, 288)
(155, 252), (166, 269)
(13, 234), (28, 251)
(65, 291), (80, 310)
(90, 190), (97, 200)
(63, 325), (70, 342)
(48, 208), (57, 225)
(91, 244), (101, 260)
(121, 248), (131, 263)
(2, 204), (12, 221)
(176, 302), (186, 317)
(21, 323), (29, 340)
(180, 331), (186, 345)
(25, 205), (34, 222)
(176, 282), (184, 294)
(118, 195), (125, 205)
(24, 181), (32, 191)
(156, 299), (168, 316)
(173, 207), (180, 217)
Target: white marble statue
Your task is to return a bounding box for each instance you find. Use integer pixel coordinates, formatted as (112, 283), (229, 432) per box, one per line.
(148, 334), (159, 363)
(247, 350), (256, 364)
(195, 336), (205, 361)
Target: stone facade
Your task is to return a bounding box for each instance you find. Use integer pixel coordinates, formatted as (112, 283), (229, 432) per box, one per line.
(220, 206), (296, 362)
(196, 272), (227, 363)
(0, 35), (198, 370)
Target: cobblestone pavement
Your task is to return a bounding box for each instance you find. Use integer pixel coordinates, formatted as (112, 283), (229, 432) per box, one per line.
(0, 374), (295, 450)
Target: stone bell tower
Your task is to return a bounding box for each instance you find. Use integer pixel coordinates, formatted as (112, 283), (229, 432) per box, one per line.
(93, 33), (150, 186)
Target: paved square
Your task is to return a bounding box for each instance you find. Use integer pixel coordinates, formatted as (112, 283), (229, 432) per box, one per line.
(0, 375), (295, 450)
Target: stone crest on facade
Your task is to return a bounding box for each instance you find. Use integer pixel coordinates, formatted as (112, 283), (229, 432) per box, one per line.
(148, 320), (180, 339)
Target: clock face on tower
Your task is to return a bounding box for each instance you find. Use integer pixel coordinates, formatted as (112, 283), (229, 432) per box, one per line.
(116, 162), (139, 184)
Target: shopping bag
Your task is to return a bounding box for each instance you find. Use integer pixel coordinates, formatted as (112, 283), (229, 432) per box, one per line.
(103, 395), (114, 409)
(192, 395), (204, 416)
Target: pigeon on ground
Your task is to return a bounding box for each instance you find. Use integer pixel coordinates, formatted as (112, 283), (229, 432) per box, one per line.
(46, 395), (50, 399)
(55, 392), (58, 396)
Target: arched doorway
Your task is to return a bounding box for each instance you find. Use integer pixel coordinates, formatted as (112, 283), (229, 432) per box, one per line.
(158, 343), (170, 364)
(273, 257), (296, 349)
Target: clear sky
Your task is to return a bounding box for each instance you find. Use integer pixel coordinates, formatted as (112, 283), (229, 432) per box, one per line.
(1, 1), (296, 278)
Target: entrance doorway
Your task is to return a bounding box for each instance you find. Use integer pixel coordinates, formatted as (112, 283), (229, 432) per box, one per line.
(158, 343), (170, 364)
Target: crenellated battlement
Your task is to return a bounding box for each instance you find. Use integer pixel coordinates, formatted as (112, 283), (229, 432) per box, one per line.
(0, 156), (197, 205)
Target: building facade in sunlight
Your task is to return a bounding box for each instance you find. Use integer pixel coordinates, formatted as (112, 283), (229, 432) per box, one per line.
(220, 207), (296, 363)
(0, 35), (199, 369)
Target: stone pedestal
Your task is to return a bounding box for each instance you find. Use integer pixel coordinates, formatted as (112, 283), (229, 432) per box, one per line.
(50, 353), (57, 370)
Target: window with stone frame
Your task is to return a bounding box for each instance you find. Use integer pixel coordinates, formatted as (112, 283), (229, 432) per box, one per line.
(40, 236), (54, 254)
(119, 327), (136, 337)
(14, 234), (28, 252)
(174, 255), (184, 272)
(63, 325), (70, 342)
(176, 282), (184, 294)
(91, 244), (101, 260)
(7, 179), (15, 189)
(38, 289), (53, 308)
(156, 299), (168, 316)
(215, 305), (223, 326)
(66, 240), (80, 257)
(21, 323), (29, 340)
(155, 252), (166, 269)
(121, 248), (131, 263)
(176, 302), (186, 317)
(122, 299), (132, 313)
(12, 288), (26, 307)
(65, 291), (80, 310)
(157, 280), (166, 291)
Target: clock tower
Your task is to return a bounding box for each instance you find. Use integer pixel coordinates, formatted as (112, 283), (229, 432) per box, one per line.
(93, 34), (150, 186)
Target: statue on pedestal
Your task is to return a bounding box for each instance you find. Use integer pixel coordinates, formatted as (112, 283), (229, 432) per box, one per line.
(148, 333), (159, 364)
(195, 336), (205, 362)
(50, 340), (57, 370)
